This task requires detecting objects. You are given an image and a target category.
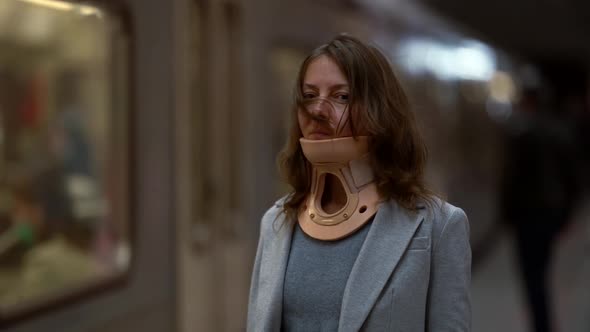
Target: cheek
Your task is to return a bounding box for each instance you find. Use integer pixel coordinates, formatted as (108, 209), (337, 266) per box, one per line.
(297, 110), (308, 132)
(338, 122), (353, 137)
(333, 111), (353, 137)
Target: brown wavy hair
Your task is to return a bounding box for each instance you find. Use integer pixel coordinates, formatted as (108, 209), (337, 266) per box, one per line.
(278, 34), (436, 223)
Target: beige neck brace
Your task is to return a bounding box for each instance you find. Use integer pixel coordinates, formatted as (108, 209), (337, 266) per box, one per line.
(298, 136), (380, 241)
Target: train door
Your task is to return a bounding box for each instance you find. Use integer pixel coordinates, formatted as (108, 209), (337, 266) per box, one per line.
(176, 0), (255, 330)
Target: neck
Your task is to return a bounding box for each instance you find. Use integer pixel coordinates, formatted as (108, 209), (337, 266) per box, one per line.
(321, 175), (347, 214)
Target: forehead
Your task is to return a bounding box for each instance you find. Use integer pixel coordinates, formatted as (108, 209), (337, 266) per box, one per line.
(303, 55), (348, 86)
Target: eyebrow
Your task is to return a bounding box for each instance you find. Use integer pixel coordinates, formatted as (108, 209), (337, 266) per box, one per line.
(303, 83), (349, 90)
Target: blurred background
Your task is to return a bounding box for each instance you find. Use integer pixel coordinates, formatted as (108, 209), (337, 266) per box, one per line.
(0, 0), (588, 331)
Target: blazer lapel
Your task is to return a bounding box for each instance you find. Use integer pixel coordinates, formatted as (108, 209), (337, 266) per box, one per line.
(257, 216), (295, 330)
(338, 200), (425, 331)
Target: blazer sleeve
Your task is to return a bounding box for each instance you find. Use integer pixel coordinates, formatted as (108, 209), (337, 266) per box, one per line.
(247, 218), (266, 331)
(427, 207), (472, 331)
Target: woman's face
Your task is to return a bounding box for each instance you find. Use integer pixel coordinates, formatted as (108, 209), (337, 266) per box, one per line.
(298, 55), (353, 140)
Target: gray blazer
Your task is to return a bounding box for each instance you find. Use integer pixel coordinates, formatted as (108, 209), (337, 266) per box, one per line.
(247, 198), (471, 331)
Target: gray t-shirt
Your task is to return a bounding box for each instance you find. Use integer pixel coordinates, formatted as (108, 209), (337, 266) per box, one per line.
(282, 219), (373, 331)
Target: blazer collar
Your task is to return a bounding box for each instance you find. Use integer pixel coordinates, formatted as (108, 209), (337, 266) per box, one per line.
(338, 200), (426, 331)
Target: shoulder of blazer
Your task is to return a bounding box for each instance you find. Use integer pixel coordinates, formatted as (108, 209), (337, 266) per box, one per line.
(259, 195), (291, 238)
(427, 199), (469, 250)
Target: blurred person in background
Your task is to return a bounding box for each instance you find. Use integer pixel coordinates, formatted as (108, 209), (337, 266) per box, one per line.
(52, 69), (94, 178)
(248, 35), (471, 331)
(499, 69), (583, 332)
(571, 75), (590, 191)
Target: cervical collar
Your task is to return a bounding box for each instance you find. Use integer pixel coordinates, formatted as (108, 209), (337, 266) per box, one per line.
(298, 136), (380, 241)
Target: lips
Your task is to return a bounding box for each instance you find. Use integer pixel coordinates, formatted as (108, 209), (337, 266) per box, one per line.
(309, 133), (332, 139)
(308, 129), (333, 139)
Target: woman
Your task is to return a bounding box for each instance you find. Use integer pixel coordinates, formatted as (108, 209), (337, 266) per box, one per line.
(248, 34), (471, 331)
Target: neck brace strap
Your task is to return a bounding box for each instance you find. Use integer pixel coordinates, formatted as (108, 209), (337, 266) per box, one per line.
(298, 136), (380, 241)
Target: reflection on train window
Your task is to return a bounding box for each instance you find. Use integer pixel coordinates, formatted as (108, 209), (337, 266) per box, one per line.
(0, 0), (130, 318)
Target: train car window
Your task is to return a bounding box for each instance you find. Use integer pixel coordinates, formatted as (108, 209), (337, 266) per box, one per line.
(0, 0), (130, 323)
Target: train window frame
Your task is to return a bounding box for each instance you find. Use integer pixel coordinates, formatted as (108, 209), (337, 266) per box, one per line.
(0, 0), (135, 327)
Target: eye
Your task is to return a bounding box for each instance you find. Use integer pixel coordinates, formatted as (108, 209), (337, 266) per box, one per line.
(303, 92), (316, 99)
(334, 93), (349, 103)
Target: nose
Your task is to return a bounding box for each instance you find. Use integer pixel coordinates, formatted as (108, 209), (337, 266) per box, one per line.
(307, 98), (331, 119)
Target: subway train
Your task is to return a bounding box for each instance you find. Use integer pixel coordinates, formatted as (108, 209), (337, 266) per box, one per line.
(1, 0), (585, 331)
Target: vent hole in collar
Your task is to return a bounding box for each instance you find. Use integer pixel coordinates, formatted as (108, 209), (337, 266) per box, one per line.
(359, 205), (367, 213)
